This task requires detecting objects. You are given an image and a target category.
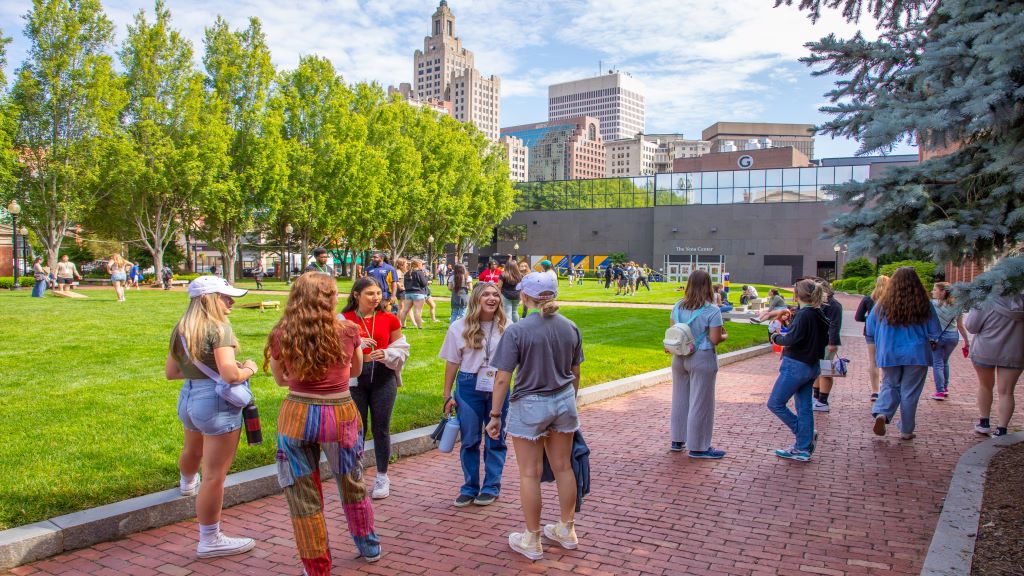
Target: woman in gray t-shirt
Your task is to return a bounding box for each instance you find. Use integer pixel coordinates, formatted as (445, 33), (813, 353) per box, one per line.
(486, 272), (583, 561)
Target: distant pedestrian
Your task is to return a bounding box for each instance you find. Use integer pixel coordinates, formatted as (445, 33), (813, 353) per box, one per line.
(364, 252), (399, 313)
(867, 268), (941, 441)
(486, 272), (583, 561)
(637, 264), (651, 291)
(929, 282), (970, 401)
(668, 269), (728, 459)
(304, 247), (334, 276)
(128, 262), (142, 290)
(399, 258), (430, 329)
(161, 265), (174, 290)
(265, 273), (381, 570)
(767, 278), (830, 461)
(252, 261), (264, 290)
(55, 254), (81, 293)
(498, 254), (524, 323)
(31, 257), (47, 297)
(479, 259), (502, 284)
(107, 254), (129, 302)
(165, 275), (256, 558)
(439, 283), (510, 507)
(603, 265), (612, 289)
(965, 290), (1024, 437)
(854, 276), (889, 401)
(448, 264), (472, 322)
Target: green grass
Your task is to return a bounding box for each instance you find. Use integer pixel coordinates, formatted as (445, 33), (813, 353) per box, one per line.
(0, 289), (767, 529)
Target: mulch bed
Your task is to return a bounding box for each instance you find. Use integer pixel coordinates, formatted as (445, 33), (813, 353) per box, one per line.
(971, 440), (1024, 576)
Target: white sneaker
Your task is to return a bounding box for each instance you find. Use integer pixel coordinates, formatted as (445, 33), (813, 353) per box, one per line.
(180, 473), (200, 497)
(371, 475), (390, 499)
(812, 399), (831, 412)
(542, 521), (578, 550)
(508, 530), (543, 561)
(975, 424), (992, 435)
(196, 533), (256, 558)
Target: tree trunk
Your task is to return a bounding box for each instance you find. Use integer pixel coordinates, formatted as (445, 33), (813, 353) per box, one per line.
(152, 247), (164, 286)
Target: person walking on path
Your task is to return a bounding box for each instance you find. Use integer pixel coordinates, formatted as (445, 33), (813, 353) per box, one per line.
(164, 276), (256, 559)
(929, 282), (971, 401)
(812, 279), (843, 412)
(965, 291), (1024, 437)
(439, 283), (510, 507)
(498, 255), (524, 323)
(54, 254), (81, 293)
(31, 256), (48, 297)
(855, 276), (890, 401)
(447, 264), (472, 322)
(265, 273), (381, 571)
(252, 261), (264, 290)
(107, 254), (129, 302)
(867, 267), (941, 441)
(161, 264), (174, 290)
(128, 262), (142, 290)
(340, 278), (404, 500)
(399, 258), (430, 329)
(486, 272), (584, 561)
(668, 269), (728, 459)
(767, 278), (830, 462)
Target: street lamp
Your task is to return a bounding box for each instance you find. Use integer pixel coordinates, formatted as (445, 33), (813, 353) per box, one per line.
(284, 224), (294, 285)
(7, 200), (21, 290)
(427, 234), (435, 278)
(833, 244), (841, 281)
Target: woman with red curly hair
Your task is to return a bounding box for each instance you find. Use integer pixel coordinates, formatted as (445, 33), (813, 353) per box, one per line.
(265, 273), (381, 573)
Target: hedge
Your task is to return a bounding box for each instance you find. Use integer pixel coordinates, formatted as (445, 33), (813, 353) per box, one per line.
(878, 260), (936, 290)
(842, 257), (875, 279)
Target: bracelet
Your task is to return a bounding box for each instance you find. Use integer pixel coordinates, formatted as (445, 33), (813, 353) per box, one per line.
(489, 412), (502, 418)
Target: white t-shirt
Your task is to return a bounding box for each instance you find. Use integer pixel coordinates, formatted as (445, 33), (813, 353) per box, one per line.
(438, 319), (502, 373)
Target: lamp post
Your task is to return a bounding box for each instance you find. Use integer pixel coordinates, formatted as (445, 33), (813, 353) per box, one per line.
(513, 242), (519, 264)
(7, 200), (21, 290)
(284, 224), (293, 285)
(833, 244), (841, 281)
(427, 234), (434, 278)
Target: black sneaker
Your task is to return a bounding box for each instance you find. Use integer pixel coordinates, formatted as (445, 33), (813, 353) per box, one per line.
(473, 493), (497, 506)
(454, 494), (475, 507)
(671, 441), (685, 452)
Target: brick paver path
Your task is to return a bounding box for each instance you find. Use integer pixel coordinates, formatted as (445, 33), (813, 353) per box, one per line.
(8, 296), (1018, 575)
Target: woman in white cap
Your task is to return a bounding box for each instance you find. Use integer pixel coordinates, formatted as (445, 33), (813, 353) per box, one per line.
(164, 275), (258, 558)
(486, 271), (584, 561)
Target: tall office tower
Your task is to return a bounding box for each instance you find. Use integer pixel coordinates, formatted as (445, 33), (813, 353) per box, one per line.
(548, 70), (645, 143)
(702, 122), (816, 159)
(501, 135), (529, 182)
(411, 1), (501, 141)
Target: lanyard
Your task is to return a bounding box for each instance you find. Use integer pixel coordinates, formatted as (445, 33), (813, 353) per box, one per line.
(481, 321), (495, 366)
(313, 263), (329, 274)
(357, 310), (376, 351)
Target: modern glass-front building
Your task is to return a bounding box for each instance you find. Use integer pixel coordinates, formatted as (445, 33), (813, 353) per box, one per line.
(497, 157), (912, 286)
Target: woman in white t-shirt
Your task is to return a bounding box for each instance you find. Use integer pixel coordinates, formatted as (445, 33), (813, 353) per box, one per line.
(439, 283), (509, 508)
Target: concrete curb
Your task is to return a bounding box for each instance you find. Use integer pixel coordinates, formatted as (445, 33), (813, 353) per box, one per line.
(920, 431), (1024, 576)
(0, 343), (771, 569)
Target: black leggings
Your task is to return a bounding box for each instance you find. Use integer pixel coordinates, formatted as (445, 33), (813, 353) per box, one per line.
(350, 361), (398, 473)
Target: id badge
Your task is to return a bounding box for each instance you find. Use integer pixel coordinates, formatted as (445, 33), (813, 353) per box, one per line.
(476, 366), (497, 392)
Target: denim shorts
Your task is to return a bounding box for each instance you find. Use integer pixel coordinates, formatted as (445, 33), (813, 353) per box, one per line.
(405, 293), (428, 301)
(506, 384), (579, 440)
(111, 273), (126, 282)
(177, 378), (243, 436)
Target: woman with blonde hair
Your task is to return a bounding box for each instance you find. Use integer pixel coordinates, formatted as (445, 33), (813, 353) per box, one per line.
(107, 254), (129, 302)
(439, 283), (510, 507)
(929, 281), (970, 400)
(265, 273), (381, 572)
(165, 276), (256, 558)
(855, 275), (890, 401)
(399, 258), (430, 329)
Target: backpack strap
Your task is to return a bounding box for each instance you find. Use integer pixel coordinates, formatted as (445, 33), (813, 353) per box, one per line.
(673, 303), (712, 347)
(179, 334), (227, 385)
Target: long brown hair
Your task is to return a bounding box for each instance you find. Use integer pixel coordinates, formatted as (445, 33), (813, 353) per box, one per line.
(265, 273), (356, 380)
(877, 267), (932, 326)
(500, 255), (524, 286)
(341, 277), (388, 314)
(680, 270), (713, 310)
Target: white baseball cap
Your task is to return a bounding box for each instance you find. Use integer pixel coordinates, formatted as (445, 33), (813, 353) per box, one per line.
(187, 275), (248, 299)
(516, 271), (558, 300)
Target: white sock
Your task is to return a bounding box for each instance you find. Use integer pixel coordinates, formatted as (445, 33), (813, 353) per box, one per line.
(199, 522), (220, 543)
(180, 471), (197, 485)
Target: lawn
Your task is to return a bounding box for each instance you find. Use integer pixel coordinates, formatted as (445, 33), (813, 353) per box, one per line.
(0, 288), (768, 529)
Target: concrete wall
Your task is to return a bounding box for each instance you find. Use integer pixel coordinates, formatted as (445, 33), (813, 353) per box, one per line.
(497, 201), (842, 283)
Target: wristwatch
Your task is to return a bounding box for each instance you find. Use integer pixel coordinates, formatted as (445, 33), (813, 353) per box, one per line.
(489, 411), (502, 418)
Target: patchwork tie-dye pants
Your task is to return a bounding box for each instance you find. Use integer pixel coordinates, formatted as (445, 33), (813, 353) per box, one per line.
(276, 394), (380, 574)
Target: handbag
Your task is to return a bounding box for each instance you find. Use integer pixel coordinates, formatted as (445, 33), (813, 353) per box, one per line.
(179, 335), (254, 407)
(819, 357), (850, 378)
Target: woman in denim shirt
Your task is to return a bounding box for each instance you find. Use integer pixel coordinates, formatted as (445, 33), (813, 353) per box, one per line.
(866, 268), (941, 440)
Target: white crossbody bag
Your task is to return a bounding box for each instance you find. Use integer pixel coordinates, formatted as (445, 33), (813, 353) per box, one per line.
(179, 335), (253, 407)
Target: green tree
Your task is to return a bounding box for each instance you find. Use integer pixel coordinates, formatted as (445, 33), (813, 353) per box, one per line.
(842, 256), (875, 279)
(112, 1), (227, 281)
(9, 0), (126, 268)
(779, 0), (1024, 303)
(453, 130), (515, 259)
(0, 32), (17, 204)
(200, 16), (284, 282)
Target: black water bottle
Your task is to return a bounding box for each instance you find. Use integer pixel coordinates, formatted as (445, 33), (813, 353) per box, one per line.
(242, 403), (262, 445)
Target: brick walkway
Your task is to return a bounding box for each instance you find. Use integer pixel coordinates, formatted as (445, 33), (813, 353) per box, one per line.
(8, 316), (1017, 575)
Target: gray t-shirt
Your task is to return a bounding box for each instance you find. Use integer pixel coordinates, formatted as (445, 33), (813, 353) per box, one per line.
(491, 312), (584, 401)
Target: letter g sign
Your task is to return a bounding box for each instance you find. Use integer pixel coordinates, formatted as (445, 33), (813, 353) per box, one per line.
(737, 155), (754, 169)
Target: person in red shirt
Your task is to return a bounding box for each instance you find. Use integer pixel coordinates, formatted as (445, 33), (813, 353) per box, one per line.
(266, 273), (381, 571)
(478, 259), (503, 284)
(340, 277), (403, 499)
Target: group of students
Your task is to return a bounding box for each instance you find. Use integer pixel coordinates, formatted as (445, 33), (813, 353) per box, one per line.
(165, 263), (586, 572)
(603, 261), (651, 295)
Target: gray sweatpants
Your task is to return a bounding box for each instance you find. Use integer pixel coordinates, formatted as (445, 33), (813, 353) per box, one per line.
(670, 349), (719, 451)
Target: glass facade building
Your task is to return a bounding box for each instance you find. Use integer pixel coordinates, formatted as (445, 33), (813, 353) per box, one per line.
(514, 164), (871, 211)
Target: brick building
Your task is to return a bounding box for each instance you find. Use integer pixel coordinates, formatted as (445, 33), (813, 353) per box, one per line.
(673, 146), (811, 173)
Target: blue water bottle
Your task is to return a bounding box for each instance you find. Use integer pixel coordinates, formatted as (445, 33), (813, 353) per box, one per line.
(438, 415), (460, 453)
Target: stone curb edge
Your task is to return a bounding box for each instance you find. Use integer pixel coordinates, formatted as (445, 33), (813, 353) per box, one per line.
(920, 431), (1024, 576)
(0, 343), (772, 569)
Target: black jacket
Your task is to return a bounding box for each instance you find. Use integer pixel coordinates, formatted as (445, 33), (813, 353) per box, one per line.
(771, 306), (830, 366)
(823, 296), (843, 346)
(541, 430), (590, 512)
(855, 296), (874, 336)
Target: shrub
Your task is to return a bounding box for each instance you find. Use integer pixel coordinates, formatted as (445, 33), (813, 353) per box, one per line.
(878, 260), (936, 291)
(843, 257), (875, 279)
(0, 277), (30, 289)
(857, 277), (877, 296)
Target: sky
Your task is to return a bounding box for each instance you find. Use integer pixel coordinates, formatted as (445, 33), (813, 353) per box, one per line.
(0, 0), (917, 159)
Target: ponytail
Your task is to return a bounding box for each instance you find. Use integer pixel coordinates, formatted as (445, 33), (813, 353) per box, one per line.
(540, 299), (560, 317)
(794, 279), (824, 308)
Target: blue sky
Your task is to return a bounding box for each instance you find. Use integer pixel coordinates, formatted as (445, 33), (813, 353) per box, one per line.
(0, 0), (916, 159)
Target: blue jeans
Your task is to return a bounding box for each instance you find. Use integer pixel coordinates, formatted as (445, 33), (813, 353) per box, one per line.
(767, 356), (819, 451)
(450, 305), (466, 323)
(932, 334), (959, 393)
(501, 295), (520, 323)
(32, 279), (47, 297)
(873, 365), (928, 434)
(455, 371), (509, 498)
